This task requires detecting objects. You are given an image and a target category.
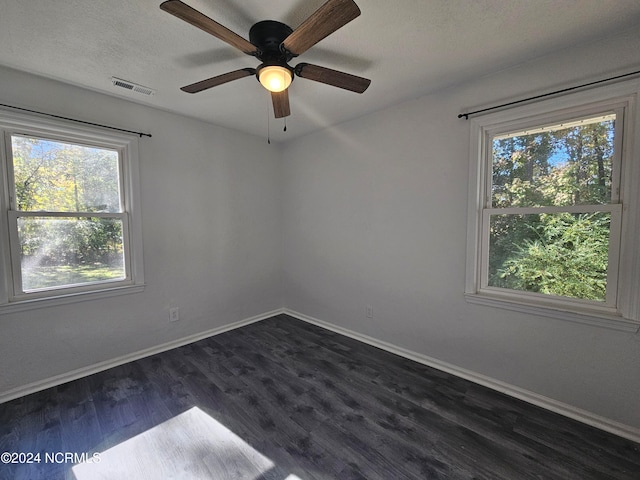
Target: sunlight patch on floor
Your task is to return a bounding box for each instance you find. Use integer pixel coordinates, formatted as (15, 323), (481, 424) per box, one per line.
(72, 407), (278, 479)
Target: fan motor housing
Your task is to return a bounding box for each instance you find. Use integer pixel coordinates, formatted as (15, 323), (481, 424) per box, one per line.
(249, 20), (294, 62)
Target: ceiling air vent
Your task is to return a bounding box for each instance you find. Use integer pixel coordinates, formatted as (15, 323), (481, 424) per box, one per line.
(111, 77), (156, 96)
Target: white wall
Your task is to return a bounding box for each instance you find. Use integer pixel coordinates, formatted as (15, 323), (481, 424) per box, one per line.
(0, 65), (283, 395)
(281, 28), (640, 430)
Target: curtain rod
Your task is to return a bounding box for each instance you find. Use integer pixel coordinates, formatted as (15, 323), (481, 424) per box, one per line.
(458, 69), (640, 120)
(0, 102), (152, 138)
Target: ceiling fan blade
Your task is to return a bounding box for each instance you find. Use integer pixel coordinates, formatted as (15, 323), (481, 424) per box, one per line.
(281, 0), (361, 56)
(181, 68), (256, 93)
(272, 90), (291, 118)
(295, 63), (370, 93)
(160, 0), (258, 55)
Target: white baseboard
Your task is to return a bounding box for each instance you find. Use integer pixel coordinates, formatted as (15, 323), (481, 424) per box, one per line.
(284, 308), (640, 444)
(0, 308), (286, 404)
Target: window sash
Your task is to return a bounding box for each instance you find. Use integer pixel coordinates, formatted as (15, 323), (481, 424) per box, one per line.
(7, 211), (132, 300)
(483, 106), (624, 209)
(479, 204), (622, 308)
(4, 131), (127, 214)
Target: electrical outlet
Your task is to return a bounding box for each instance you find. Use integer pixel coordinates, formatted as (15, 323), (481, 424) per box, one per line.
(169, 307), (179, 322)
(366, 305), (373, 318)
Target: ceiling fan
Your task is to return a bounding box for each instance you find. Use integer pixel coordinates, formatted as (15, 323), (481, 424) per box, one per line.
(160, 0), (371, 118)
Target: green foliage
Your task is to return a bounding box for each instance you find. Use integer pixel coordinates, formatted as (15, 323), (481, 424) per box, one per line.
(22, 264), (124, 291)
(495, 213), (609, 301)
(18, 217), (124, 265)
(492, 120), (613, 208)
(488, 119), (615, 301)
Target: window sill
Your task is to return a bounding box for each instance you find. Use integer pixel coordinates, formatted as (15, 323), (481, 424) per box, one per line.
(0, 283), (145, 315)
(464, 292), (640, 333)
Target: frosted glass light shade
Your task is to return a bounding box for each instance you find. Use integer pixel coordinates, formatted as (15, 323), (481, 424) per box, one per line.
(258, 66), (292, 92)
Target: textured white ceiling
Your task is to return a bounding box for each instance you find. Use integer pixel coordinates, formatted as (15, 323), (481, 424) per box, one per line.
(0, 0), (639, 142)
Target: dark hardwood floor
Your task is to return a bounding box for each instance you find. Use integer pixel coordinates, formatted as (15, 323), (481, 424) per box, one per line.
(1, 314), (639, 479)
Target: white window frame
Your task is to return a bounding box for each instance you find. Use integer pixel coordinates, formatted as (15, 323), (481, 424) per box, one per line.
(0, 108), (145, 313)
(465, 79), (640, 332)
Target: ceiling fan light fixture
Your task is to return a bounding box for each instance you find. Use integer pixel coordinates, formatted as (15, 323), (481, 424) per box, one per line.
(258, 65), (293, 93)
(161, 0), (370, 118)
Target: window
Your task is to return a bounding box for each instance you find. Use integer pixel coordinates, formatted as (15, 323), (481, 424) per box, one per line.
(465, 80), (640, 331)
(0, 110), (144, 311)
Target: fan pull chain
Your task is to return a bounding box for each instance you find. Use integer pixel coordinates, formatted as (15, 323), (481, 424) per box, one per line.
(267, 94), (271, 144)
(284, 118), (287, 132)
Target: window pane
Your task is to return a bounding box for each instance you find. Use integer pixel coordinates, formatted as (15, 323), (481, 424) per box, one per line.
(11, 135), (121, 213)
(491, 115), (615, 208)
(488, 212), (610, 302)
(18, 216), (125, 292)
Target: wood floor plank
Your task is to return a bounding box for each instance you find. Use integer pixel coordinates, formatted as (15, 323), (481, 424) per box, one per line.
(1, 314), (639, 479)
(230, 324), (562, 479)
(56, 378), (103, 455)
(185, 342), (344, 479)
(261, 316), (640, 477)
